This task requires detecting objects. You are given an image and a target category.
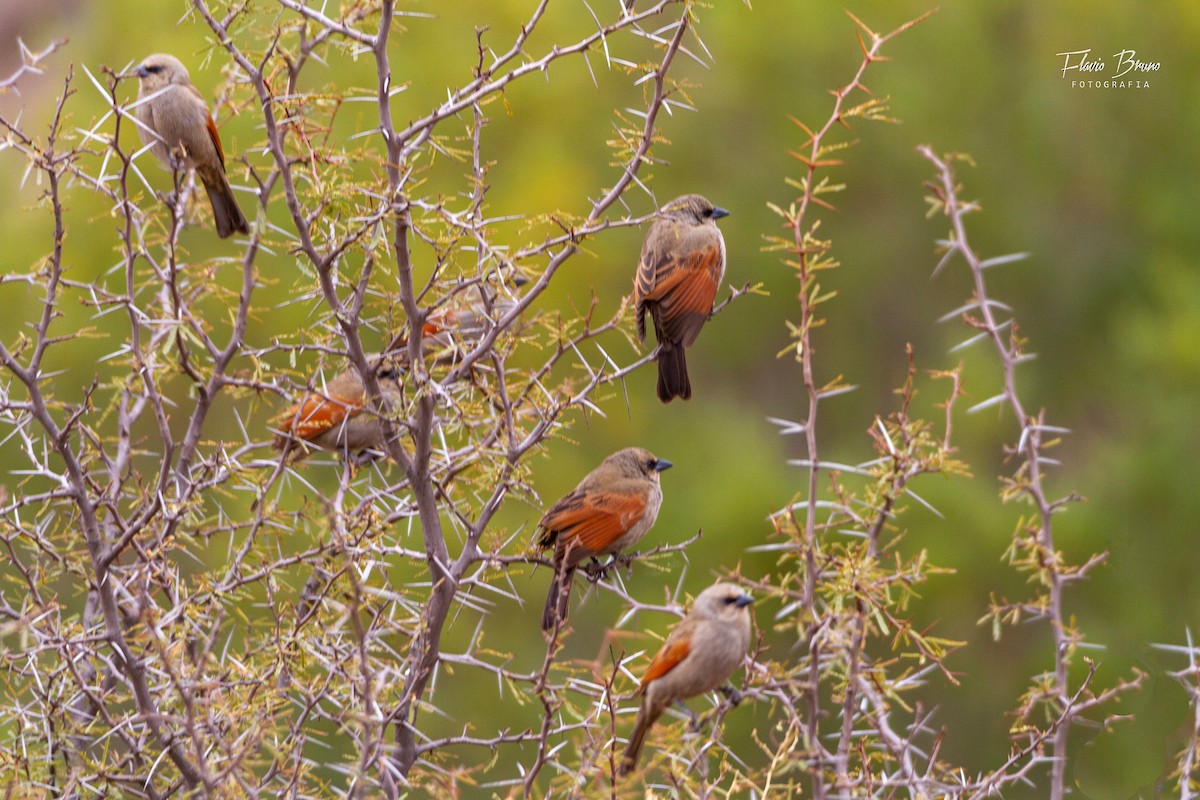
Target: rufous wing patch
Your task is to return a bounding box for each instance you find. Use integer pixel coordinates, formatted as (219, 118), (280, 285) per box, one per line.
(276, 388), (363, 441)
(639, 637), (691, 691)
(204, 114), (226, 170)
(537, 490), (647, 560)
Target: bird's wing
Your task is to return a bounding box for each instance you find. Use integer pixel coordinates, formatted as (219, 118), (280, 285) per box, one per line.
(639, 636), (691, 691)
(205, 114), (226, 170)
(275, 385), (363, 441)
(635, 225), (723, 346)
(633, 224), (674, 303)
(178, 82), (227, 170)
(536, 488), (648, 557)
(424, 304), (482, 348)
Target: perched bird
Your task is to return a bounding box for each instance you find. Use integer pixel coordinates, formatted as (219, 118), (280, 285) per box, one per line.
(387, 271), (530, 363)
(134, 53), (250, 239)
(426, 272), (529, 351)
(619, 582), (754, 775)
(634, 194), (729, 402)
(272, 357), (403, 457)
(536, 447), (672, 634)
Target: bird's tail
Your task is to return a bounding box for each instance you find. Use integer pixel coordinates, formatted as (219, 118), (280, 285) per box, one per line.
(541, 564), (576, 634)
(618, 700), (662, 775)
(199, 166), (250, 239)
(655, 341), (691, 403)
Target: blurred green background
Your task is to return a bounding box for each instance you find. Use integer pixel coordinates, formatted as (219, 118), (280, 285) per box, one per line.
(2, 1), (1198, 795)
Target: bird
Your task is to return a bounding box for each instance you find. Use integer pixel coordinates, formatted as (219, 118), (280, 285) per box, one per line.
(536, 447), (672, 634)
(633, 194), (729, 402)
(388, 271), (530, 364)
(133, 53), (250, 239)
(619, 582), (754, 775)
(428, 271), (530, 348)
(271, 357), (404, 457)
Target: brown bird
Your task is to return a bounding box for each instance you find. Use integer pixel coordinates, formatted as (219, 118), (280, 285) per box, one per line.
(536, 447), (672, 634)
(134, 53), (250, 239)
(619, 582), (754, 775)
(634, 194), (729, 402)
(427, 272), (529, 350)
(272, 357), (403, 457)
(388, 271), (530, 363)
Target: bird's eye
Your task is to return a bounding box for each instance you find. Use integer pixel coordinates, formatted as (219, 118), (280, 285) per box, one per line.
(146, 65), (163, 74)
(702, 207), (713, 218)
(646, 458), (657, 470)
(378, 368), (398, 379)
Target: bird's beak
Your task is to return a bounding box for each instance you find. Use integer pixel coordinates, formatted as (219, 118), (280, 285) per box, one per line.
(510, 271), (531, 288)
(734, 593), (754, 608)
(654, 459), (673, 472)
(712, 206), (731, 220)
(133, 65), (150, 79)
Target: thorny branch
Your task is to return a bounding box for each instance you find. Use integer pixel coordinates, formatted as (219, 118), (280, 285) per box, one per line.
(766, 12), (936, 798)
(920, 146), (1144, 798)
(1, 1), (748, 795)
(0, 37), (66, 94)
(0, 7), (1168, 799)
